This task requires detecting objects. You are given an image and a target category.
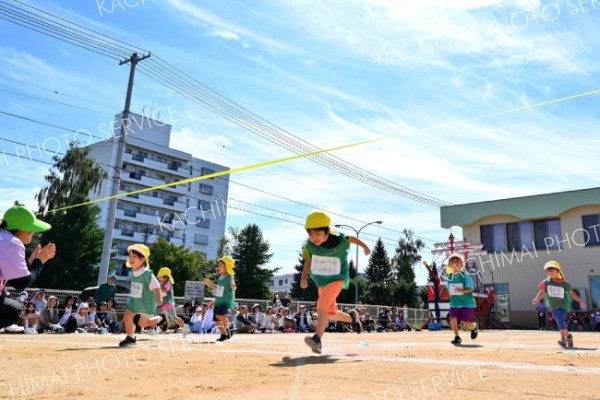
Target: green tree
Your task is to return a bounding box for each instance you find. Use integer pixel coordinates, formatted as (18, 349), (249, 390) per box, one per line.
(230, 224), (276, 299)
(35, 143), (107, 289)
(150, 238), (215, 296)
(391, 229), (424, 308)
(290, 252), (318, 301)
(364, 238), (391, 282)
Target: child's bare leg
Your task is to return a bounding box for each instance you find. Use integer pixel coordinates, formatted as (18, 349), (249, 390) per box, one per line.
(560, 328), (569, 338)
(138, 314), (162, 328)
(315, 310), (329, 337)
(215, 315), (228, 335)
(124, 310), (136, 336)
(450, 317), (459, 336)
(176, 316), (184, 329)
(332, 310), (352, 323)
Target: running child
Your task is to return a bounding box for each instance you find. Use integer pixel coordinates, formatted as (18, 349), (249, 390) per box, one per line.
(532, 260), (585, 348)
(119, 244), (163, 347)
(156, 267), (186, 334)
(446, 253), (478, 345)
(300, 210), (369, 354)
(203, 256), (236, 342)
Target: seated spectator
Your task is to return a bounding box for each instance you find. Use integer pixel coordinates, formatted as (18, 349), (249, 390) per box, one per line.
(390, 307), (399, 326)
(235, 305), (256, 333)
(594, 311), (600, 332)
(294, 305), (314, 333)
(201, 302), (217, 333)
(87, 302), (104, 329)
(97, 301), (108, 325)
(190, 306), (204, 333)
(378, 308), (393, 331)
(38, 295), (63, 333)
(360, 310), (376, 333)
(395, 311), (412, 331)
(21, 301), (39, 334)
(59, 295), (77, 328)
(32, 290), (47, 313)
(272, 300), (283, 315)
(228, 305), (240, 325)
(249, 304), (266, 332)
(69, 303), (97, 333)
(278, 308), (296, 332)
(176, 302), (193, 324)
(263, 306), (277, 332)
(104, 298), (119, 333)
(279, 292), (291, 308)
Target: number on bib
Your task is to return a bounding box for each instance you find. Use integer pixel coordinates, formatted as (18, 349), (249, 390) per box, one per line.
(547, 285), (565, 299)
(311, 255), (341, 276)
(448, 283), (463, 296)
(214, 285), (224, 297)
(130, 282), (143, 299)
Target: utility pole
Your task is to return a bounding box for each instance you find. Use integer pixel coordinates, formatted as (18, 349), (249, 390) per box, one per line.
(98, 52), (151, 286)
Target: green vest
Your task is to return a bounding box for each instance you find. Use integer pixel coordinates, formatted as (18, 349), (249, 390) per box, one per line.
(128, 269), (156, 315)
(303, 233), (350, 289)
(544, 279), (572, 311)
(162, 281), (175, 306)
(214, 274), (235, 309)
(447, 271), (476, 308)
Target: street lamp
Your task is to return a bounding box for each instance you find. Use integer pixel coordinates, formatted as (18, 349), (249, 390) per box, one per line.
(334, 220), (383, 305)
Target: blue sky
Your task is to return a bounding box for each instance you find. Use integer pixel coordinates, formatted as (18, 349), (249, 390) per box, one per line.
(1, 0), (599, 285)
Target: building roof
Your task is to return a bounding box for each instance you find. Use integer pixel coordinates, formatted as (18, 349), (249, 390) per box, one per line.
(440, 187), (600, 228)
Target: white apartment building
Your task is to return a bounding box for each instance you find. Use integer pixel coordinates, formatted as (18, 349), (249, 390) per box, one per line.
(269, 273), (295, 294)
(87, 112), (229, 276)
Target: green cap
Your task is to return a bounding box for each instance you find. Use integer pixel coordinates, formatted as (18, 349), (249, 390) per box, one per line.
(2, 205), (51, 233)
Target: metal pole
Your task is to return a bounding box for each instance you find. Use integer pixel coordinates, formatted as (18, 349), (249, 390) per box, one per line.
(98, 52), (151, 286)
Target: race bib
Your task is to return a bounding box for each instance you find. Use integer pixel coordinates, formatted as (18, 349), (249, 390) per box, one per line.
(448, 283), (463, 296)
(130, 282), (143, 299)
(547, 285), (564, 299)
(311, 255), (341, 276)
(214, 285), (224, 297)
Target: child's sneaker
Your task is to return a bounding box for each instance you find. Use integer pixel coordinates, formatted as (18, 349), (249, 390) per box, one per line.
(216, 334), (228, 342)
(304, 334), (322, 354)
(119, 335), (136, 347)
(470, 323), (478, 340)
(349, 309), (362, 334)
(557, 338), (567, 348)
(566, 334), (574, 348)
(182, 325), (190, 338)
(451, 335), (462, 346)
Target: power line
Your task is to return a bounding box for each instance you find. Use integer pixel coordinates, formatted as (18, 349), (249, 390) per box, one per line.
(0, 0), (450, 207)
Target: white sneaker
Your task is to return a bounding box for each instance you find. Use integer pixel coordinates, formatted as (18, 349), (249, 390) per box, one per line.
(24, 327), (38, 334)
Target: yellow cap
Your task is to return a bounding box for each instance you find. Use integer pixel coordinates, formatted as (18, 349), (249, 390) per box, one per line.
(157, 267), (174, 284)
(543, 260), (566, 279)
(126, 244), (150, 268)
(305, 210), (332, 230)
(219, 256), (235, 276)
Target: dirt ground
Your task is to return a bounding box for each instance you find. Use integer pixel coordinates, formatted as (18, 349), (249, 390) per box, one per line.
(0, 329), (599, 400)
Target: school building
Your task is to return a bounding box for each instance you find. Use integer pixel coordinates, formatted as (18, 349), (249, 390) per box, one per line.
(440, 187), (600, 328)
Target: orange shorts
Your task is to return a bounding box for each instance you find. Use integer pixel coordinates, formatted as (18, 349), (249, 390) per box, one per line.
(317, 280), (343, 317)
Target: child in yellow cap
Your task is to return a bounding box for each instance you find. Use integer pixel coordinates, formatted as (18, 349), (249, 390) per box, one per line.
(301, 211), (370, 354)
(532, 261), (585, 348)
(446, 253), (478, 346)
(156, 267), (186, 335)
(203, 256), (236, 342)
(119, 244), (163, 347)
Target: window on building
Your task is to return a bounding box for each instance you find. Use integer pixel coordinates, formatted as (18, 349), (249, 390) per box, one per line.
(200, 167), (215, 179)
(590, 276), (600, 309)
(480, 223), (506, 252)
(285, 278), (288, 284)
(506, 222), (534, 251)
(279, 280), (283, 286)
(198, 200), (211, 211)
(199, 184), (214, 195)
(194, 234), (209, 245)
(533, 219), (561, 250)
(582, 214), (600, 246)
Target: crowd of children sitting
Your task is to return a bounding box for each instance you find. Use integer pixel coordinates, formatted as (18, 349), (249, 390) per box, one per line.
(1, 288), (416, 335)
